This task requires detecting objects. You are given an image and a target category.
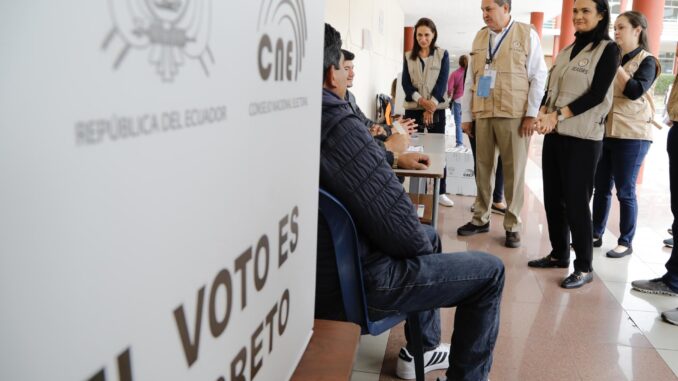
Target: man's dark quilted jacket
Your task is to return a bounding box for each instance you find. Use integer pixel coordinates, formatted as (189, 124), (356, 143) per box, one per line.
(315, 89), (433, 320)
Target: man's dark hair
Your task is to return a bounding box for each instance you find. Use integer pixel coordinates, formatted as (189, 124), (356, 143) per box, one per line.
(324, 23), (342, 82)
(409, 17), (439, 60)
(341, 49), (355, 61)
(494, 0), (511, 12)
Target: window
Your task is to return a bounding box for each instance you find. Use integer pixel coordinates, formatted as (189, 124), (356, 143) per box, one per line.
(659, 51), (676, 74)
(666, 0), (678, 22)
(610, 1), (621, 15)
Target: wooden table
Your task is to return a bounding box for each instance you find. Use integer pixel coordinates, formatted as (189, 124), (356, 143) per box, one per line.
(394, 133), (446, 228)
(290, 319), (361, 381)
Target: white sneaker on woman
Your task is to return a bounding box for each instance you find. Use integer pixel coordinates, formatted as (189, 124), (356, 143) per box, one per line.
(439, 194), (454, 207)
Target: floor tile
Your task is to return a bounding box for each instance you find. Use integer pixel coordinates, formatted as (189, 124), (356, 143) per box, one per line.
(659, 350), (678, 378)
(570, 343), (677, 381)
(604, 281), (678, 313)
(350, 370), (380, 381)
(353, 331), (390, 373)
(627, 310), (678, 350)
(489, 335), (580, 381)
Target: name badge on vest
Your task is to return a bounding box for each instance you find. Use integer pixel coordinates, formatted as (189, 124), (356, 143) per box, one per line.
(477, 75), (492, 98)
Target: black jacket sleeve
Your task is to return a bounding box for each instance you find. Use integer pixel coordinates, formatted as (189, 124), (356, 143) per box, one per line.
(568, 43), (621, 116)
(623, 56), (658, 101)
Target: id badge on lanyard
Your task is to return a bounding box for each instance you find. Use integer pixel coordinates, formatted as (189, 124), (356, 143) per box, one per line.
(477, 24), (511, 98)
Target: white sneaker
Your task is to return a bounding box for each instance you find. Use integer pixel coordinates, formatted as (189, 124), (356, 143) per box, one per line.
(395, 343), (450, 379)
(439, 194), (454, 207)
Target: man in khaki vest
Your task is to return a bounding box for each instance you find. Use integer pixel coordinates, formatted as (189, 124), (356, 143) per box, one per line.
(458, 0), (547, 248)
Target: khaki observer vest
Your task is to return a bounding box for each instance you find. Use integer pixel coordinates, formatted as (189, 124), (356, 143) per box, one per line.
(403, 47), (450, 111)
(667, 76), (678, 123)
(605, 50), (660, 141)
(469, 21), (531, 119)
(545, 40), (614, 141)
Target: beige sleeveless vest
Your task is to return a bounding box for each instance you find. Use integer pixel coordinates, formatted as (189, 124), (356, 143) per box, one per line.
(605, 50), (659, 141)
(469, 21), (531, 119)
(545, 40), (614, 141)
(403, 47), (450, 110)
(666, 73), (678, 123)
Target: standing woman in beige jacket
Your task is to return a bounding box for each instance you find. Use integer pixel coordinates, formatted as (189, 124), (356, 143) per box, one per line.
(591, 11), (660, 259)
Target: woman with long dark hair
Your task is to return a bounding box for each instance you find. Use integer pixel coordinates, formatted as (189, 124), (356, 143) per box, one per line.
(591, 11), (660, 258)
(401, 17), (453, 207)
(528, 0), (621, 289)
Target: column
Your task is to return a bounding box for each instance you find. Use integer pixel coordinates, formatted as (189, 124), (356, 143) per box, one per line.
(619, 0), (628, 13)
(404, 26), (414, 53)
(674, 42), (678, 75)
(632, 0), (664, 55)
(553, 16), (561, 59)
(559, 0), (575, 51)
(530, 12), (544, 39)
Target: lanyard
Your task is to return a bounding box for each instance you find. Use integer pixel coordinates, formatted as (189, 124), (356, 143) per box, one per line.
(486, 22), (513, 66)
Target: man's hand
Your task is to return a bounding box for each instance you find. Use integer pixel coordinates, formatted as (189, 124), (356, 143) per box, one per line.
(370, 124), (386, 137)
(384, 132), (410, 153)
(461, 122), (474, 138)
(519, 116), (536, 137)
(398, 152), (429, 170)
(400, 118), (418, 135)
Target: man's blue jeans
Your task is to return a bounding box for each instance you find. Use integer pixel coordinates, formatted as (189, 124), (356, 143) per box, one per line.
(592, 138), (651, 247)
(664, 126), (678, 292)
(453, 101), (463, 146)
(363, 225), (504, 380)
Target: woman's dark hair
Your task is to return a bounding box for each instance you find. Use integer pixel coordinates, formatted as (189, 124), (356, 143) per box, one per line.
(578, 0), (612, 50)
(323, 23), (342, 82)
(459, 55), (468, 69)
(619, 11), (650, 52)
(409, 18), (438, 60)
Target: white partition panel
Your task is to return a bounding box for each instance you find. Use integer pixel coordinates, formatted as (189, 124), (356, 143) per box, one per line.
(0, 1), (323, 380)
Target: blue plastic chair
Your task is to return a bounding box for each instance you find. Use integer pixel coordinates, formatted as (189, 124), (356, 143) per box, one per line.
(318, 188), (426, 381)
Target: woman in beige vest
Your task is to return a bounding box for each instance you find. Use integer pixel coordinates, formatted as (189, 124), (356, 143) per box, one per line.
(592, 11), (660, 259)
(528, 0), (620, 289)
(401, 17), (453, 207)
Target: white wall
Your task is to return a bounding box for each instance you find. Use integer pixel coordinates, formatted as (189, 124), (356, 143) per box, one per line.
(325, 0), (405, 120)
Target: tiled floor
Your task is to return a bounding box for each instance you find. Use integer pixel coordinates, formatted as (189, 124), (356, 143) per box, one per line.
(350, 129), (678, 381)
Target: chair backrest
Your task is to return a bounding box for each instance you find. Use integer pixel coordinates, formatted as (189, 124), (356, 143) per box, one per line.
(318, 188), (407, 335)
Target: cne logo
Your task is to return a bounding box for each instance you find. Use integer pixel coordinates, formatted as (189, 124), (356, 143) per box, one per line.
(102, 0), (214, 82)
(577, 58), (590, 67)
(257, 0), (308, 81)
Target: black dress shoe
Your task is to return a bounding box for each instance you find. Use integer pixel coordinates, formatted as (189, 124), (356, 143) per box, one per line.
(527, 254), (569, 268)
(560, 271), (593, 289)
(593, 236), (603, 248)
(606, 246), (633, 258)
(457, 222), (490, 236)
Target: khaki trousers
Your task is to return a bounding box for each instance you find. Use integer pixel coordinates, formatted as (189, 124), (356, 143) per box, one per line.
(472, 117), (529, 231)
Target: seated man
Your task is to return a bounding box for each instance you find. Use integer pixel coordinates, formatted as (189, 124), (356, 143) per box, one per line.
(341, 48), (415, 167)
(316, 23), (504, 381)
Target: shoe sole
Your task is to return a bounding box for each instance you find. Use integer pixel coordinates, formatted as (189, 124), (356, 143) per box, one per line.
(631, 286), (678, 297)
(505, 241), (520, 248)
(606, 249), (632, 258)
(396, 362), (448, 379)
(528, 262), (569, 269)
(457, 227), (489, 236)
(491, 208), (506, 216)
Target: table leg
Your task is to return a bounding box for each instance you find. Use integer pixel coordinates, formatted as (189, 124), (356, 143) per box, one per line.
(432, 178), (440, 229)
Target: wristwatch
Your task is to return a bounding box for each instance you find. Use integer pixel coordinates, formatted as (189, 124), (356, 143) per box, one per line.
(392, 152), (399, 169)
(556, 108), (566, 122)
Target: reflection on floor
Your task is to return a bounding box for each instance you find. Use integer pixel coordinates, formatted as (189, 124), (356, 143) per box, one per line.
(350, 130), (678, 381)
